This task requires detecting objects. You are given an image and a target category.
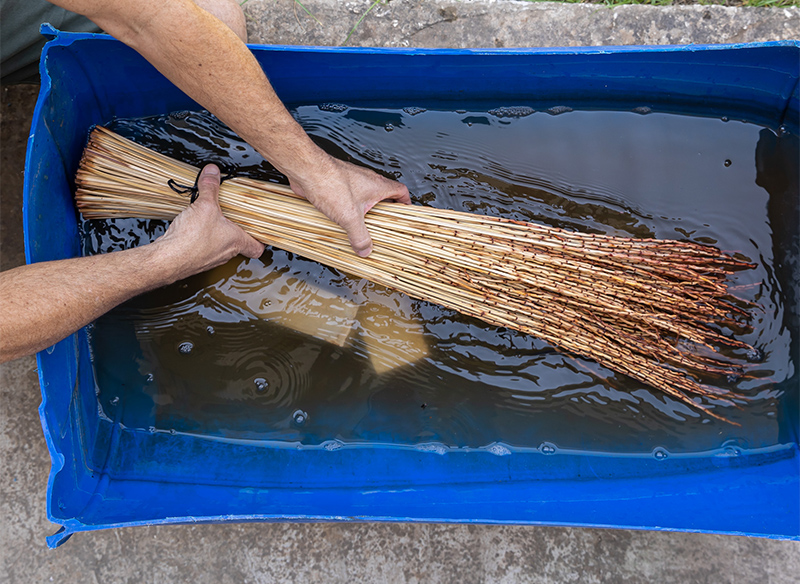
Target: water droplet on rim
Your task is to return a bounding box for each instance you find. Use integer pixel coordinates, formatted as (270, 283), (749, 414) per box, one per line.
(718, 439), (744, 457)
(653, 447), (669, 460)
(539, 442), (557, 455)
(416, 443), (448, 455)
(486, 443), (511, 456)
(323, 440), (344, 451)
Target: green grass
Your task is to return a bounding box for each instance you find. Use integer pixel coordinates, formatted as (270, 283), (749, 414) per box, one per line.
(292, 0), (323, 25)
(344, 0), (384, 44)
(524, 0), (799, 6)
(545, 0), (672, 5)
(735, 0), (799, 6)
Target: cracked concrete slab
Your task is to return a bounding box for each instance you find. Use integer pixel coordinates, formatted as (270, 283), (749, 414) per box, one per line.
(243, 0), (799, 48)
(2, 1), (799, 582)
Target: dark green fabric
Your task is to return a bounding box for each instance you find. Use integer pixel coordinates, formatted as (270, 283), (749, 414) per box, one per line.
(1, 0), (101, 84)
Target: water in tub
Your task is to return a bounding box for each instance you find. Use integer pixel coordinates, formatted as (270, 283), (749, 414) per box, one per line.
(81, 105), (797, 476)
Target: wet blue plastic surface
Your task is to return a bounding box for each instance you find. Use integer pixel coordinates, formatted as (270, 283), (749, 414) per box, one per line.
(24, 26), (799, 547)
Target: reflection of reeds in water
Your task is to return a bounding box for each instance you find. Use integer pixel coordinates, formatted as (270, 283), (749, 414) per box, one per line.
(205, 253), (431, 372)
(76, 126), (759, 423)
(349, 288), (430, 375)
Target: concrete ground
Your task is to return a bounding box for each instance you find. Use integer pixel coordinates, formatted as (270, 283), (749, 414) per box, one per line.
(1, 1), (798, 582)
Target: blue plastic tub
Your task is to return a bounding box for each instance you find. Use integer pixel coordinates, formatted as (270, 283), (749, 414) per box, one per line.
(24, 26), (799, 547)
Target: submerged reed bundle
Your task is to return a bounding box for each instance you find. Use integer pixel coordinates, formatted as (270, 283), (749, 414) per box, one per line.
(76, 126), (758, 422)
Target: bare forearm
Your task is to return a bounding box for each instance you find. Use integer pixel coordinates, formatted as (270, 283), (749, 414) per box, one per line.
(0, 165), (263, 364)
(125, 4), (322, 176)
(0, 242), (177, 362)
(53, 0), (324, 180)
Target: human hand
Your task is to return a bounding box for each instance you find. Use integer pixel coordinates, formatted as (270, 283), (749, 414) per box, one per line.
(155, 164), (265, 279)
(288, 155), (411, 257)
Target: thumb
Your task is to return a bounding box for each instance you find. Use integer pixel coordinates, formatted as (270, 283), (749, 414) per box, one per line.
(196, 164), (264, 259)
(195, 164), (221, 204)
(344, 217), (374, 258)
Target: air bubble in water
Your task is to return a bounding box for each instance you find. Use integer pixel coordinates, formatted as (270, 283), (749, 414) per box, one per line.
(487, 106), (534, 119)
(206, 325), (215, 336)
(385, 123), (394, 132)
(747, 347), (763, 362)
(254, 377), (269, 392)
(403, 106), (426, 116)
(178, 341), (194, 355)
(546, 105), (573, 115)
(110, 396), (120, 405)
(318, 103), (348, 113)
(539, 442), (557, 455)
(632, 106), (652, 115)
(148, 426), (157, 433)
(724, 159), (732, 167)
(653, 447), (669, 460)
(293, 410), (308, 425)
(145, 373), (154, 383)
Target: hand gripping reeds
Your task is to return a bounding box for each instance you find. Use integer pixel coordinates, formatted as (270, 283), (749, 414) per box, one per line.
(75, 126), (759, 423)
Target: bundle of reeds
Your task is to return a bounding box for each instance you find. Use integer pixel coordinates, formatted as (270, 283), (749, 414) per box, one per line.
(75, 126), (758, 422)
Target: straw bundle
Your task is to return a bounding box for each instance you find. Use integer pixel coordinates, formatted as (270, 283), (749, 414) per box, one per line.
(75, 126), (758, 422)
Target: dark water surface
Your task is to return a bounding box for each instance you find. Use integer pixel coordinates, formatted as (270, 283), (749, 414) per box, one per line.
(83, 106), (798, 459)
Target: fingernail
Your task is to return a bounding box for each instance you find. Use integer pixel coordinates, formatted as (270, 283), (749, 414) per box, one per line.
(204, 164), (220, 176)
(356, 246), (372, 258)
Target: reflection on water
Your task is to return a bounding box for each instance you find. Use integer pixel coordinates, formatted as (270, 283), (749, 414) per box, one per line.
(84, 107), (797, 455)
